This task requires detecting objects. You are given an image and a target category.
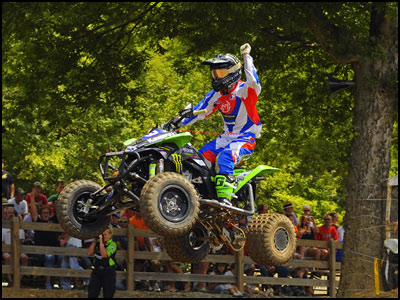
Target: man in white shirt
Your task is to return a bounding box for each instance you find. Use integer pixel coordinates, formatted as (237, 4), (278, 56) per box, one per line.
(8, 188), (28, 221)
(2, 206), (28, 284)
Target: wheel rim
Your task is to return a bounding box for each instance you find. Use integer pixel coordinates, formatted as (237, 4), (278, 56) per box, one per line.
(187, 226), (208, 250)
(274, 227), (290, 251)
(158, 185), (191, 223)
(72, 191), (100, 225)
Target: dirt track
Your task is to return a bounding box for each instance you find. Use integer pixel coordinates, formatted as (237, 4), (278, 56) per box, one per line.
(1, 287), (258, 298)
(2, 287), (398, 298)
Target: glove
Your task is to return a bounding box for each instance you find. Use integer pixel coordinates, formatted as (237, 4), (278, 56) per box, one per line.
(240, 43), (251, 55)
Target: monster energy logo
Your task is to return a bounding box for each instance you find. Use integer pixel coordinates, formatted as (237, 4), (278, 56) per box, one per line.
(171, 154), (183, 174)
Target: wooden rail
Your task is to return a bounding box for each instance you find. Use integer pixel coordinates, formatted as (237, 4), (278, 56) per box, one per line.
(2, 218), (342, 297)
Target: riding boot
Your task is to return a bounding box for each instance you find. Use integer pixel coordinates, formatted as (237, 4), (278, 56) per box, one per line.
(214, 174), (235, 205)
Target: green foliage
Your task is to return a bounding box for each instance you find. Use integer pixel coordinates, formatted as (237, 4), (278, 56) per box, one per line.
(2, 2), (397, 223)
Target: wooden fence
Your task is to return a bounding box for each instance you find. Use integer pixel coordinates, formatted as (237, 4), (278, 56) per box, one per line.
(2, 217), (342, 297)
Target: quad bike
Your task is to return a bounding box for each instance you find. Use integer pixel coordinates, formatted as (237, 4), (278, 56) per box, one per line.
(57, 105), (296, 266)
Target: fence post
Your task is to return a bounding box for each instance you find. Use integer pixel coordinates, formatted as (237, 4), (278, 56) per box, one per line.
(11, 216), (21, 289)
(329, 238), (337, 297)
(127, 224), (135, 291)
(235, 247), (245, 293)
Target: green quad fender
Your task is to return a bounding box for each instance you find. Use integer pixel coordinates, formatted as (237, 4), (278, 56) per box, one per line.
(234, 165), (280, 192)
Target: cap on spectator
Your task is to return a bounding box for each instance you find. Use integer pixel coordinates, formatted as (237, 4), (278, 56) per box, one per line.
(283, 202), (293, 209)
(302, 204), (311, 211)
(33, 181), (42, 188)
(15, 188), (26, 195)
(112, 213), (120, 218)
(2, 198), (13, 207)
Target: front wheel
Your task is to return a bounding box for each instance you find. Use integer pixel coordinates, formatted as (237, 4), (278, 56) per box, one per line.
(57, 180), (110, 240)
(247, 213), (296, 266)
(140, 172), (199, 237)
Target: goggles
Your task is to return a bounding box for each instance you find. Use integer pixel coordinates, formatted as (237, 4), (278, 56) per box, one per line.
(211, 62), (242, 79)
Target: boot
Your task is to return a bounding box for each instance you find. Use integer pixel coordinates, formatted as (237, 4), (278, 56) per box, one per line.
(214, 174), (235, 206)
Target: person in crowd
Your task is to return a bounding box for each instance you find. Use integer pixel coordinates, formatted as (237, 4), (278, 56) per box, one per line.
(30, 199), (62, 289)
(2, 158), (15, 200)
(110, 213), (121, 228)
(129, 210), (152, 252)
(208, 263), (243, 297)
(122, 206), (136, 219)
(191, 260), (210, 292)
(47, 181), (66, 206)
(296, 215), (321, 260)
(165, 262), (191, 293)
(87, 227), (117, 298)
(328, 211), (340, 230)
(26, 181), (48, 206)
(302, 205), (316, 228)
(59, 233), (89, 290)
(2, 206), (29, 285)
(257, 203), (269, 215)
(8, 188), (28, 221)
(314, 214), (339, 260)
(283, 201), (299, 225)
(2, 198), (14, 220)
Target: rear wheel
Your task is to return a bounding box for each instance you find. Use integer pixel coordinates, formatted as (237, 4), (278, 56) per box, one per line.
(57, 180), (110, 240)
(247, 213), (296, 266)
(140, 172), (199, 237)
(164, 222), (210, 262)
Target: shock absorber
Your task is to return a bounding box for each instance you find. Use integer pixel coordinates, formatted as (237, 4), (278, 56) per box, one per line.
(157, 158), (164, 173)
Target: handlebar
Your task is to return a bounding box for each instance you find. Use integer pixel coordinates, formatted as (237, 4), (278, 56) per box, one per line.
(161, 108), (207, 131)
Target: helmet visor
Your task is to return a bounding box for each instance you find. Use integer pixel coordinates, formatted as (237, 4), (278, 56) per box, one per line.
(211, 69), (229, 80)
(210, 62), (242, 80)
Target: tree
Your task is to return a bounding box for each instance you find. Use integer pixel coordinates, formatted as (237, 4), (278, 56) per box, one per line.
(147, 2), (398, 295)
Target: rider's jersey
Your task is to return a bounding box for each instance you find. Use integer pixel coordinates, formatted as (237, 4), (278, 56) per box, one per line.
(182, 54), (262, 138)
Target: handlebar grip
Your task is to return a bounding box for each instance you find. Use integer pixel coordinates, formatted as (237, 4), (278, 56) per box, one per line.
(193, 109), (207, 116)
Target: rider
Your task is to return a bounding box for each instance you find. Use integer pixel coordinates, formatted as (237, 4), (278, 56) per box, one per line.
(181, 43), (262, 205)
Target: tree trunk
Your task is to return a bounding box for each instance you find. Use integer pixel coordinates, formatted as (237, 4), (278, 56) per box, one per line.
(338, 17), (397, 295)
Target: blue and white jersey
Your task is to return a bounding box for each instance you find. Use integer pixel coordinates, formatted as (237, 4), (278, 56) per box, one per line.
(182, 54), (262, 138)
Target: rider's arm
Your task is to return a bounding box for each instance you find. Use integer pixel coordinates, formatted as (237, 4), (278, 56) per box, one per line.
(243, 54), (261, 96)
(181, 90), (218, 127)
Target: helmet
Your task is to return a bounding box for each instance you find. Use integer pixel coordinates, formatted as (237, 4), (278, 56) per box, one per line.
(202, 53), (242, 93)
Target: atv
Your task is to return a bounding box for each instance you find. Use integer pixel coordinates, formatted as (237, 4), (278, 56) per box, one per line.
(57, 105), (296, 266)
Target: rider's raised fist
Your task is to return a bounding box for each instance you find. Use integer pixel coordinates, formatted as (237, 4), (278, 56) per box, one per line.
(240, 43), (251, 55)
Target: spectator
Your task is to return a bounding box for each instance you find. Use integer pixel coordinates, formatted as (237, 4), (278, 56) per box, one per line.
(283, 202), (299, 226)
(47, 181), (66, 206)
(302, 205), (315, 228)
(257, 203), (268, 215)
(2, 159), (15, 200)
(87, 227), (117, 298)
(256, 264), (290, 295)
(191, 261), (210, 292)
(30, 200), (62, 289)
(129, 210), (152, 252)
(26, 182), (48, 206)
(59, 233), (89, 290)
(328, 211), (340, 230)
(208, 263), (243, 297)
(8, 188), (28, 221)
(110, 213), (120, 228)
(2, 198), (14, 220)
(166, 263), (190, 292)
(314, 214), (339, 260)
(122, 207), (136, 219)
(296, 215), (321, 260)
(114, 215), (129, 251)
(2, 206), (29, 284)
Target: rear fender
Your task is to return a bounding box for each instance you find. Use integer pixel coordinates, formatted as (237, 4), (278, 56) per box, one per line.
(235, 165), (280, 192)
